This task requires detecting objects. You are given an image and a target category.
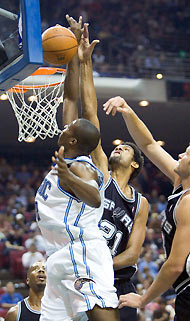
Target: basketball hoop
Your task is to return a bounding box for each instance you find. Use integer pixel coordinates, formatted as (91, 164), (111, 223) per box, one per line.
(7, 67), (65, 142)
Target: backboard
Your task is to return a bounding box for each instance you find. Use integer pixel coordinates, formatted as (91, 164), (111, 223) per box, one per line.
(0, 0), (43, 92)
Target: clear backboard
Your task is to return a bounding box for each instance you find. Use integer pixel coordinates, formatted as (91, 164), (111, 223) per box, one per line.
(0, 0), (43, 92)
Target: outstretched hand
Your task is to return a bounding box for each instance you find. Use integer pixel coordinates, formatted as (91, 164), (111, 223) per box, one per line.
(78, 23), (100, 62)
(66, 14), (83, 44)
(51, 146), (70, 181)
(119, 293), (144, 309)
(103, 96), (131, 116)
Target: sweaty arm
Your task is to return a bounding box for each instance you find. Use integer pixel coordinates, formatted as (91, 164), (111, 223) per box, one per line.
(113, 196), (149, 270)
(119, 194), (190, 309)
(52, 146), (101, 207)
(103, 97), (178, 184)
(79, 25), (109, 181)
(4, 305), (18, 321)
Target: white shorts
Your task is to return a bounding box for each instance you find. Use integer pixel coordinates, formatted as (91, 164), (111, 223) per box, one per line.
(40, 239), (118, 321)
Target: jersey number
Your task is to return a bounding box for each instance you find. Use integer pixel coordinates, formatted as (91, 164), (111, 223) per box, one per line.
(100, 220), (123, 256)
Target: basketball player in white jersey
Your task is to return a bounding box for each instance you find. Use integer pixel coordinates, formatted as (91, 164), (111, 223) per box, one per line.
(63, 15), (149, 321)
(35, 17), (120, 321)
(103, 96), (190, 321)
(5, 261), (46, 321)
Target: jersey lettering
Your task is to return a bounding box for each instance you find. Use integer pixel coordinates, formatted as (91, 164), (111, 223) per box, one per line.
(38, 178), (51, 201)
(104, 198), (115, 211)
(163, 220), (172, 234)
(120, 213), (132, 227)
(35, 201), (40, 222)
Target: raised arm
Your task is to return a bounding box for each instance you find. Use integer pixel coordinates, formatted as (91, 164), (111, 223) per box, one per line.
(62, 15), (82, 126)
(103, 96), (178, 184)
(79, 25), (109, 181)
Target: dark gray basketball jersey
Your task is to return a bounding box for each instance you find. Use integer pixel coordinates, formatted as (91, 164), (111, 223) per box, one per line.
(17, 298), (40, 321)
(100, 175), (142, 280)
(162, 185), (190, 294)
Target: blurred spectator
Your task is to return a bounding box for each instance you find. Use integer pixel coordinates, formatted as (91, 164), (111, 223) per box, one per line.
(5, 228), (24, 252)
(92, 47), (105, 68)
(22, 243), (45, 269)
(157, 195), (167, 213)
(152, 297), (170, 321)
(0, 282), (23, 309)
(138, 252), (159, 279)
(24, 229), (46, 252)
(0, 213), (13, 239)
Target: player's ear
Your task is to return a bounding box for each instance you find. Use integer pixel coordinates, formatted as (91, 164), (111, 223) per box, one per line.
(131, 161), (139, 169)
(69, 137), (77, 146)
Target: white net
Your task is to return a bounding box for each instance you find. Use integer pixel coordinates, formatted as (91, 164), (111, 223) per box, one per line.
(6, 69), (65, 142)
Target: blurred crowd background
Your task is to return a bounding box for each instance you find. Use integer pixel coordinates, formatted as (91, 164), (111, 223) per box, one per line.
(1, 0), (190, 80)
(41, 0), (190, 79)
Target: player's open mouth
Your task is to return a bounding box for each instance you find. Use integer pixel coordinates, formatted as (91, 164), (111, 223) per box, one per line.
(38, 276), (46, 280)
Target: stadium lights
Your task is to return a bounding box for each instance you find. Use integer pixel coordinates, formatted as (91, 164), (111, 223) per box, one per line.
(156, 73), (163, 79)
(0, 93), (8, 100)
(58, 96), (64, 103)
(157, 140), (165, 146)
(26, 137), (35, 143)
(28, 95), (37, 102)
(112, 139), (123, 146)
(138, 100), (149, 107)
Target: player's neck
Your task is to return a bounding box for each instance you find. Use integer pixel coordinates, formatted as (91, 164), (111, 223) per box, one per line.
(111, 169), (132, 197)
(181, 177), (190, 190)
(64, 150), (79, 159)
(27, 290), (43, 310)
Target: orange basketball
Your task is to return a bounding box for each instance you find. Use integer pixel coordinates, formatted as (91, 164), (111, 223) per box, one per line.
(42, 25), (78, 66)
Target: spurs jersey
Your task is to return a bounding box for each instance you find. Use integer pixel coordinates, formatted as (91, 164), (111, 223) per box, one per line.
(35, 156), (104, 257)
(17, 297), (40, 321)
(162, 185), (190, 295)
(100, 175), (142, 280)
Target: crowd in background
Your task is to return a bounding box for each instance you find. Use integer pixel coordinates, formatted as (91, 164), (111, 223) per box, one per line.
(41, 0), (190, 79)
(1, 0), (190, 79)
(0, 156), (175, 320)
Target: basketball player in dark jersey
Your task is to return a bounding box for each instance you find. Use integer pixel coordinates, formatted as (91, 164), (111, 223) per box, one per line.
(103, 96), (190, 321)
(5, 262), (46, 321)
(63, 16), (149, 321)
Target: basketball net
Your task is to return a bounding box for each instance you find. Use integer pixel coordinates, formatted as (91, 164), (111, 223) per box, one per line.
(7, 67), (65, 142)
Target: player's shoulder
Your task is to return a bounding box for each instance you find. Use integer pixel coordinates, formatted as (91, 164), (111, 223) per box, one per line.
(5, 304), (18, 321)
(70, 160), (98, 179)
(180, 191), (190, 205)
(138, 195), (149, 213)
(176, 191), (190, 223)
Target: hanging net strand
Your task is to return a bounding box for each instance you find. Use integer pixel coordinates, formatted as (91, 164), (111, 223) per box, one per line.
(7, 67), (65, 142)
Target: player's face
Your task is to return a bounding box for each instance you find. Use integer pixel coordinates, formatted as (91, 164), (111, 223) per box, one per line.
(109, 144), (135, 167)
(27, 262), (46, 290)
(175, 146), (190, 178)
(58, 120), (77, 148)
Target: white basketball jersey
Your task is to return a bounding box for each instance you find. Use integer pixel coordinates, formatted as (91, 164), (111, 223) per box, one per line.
(35, 156), (105, 256)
